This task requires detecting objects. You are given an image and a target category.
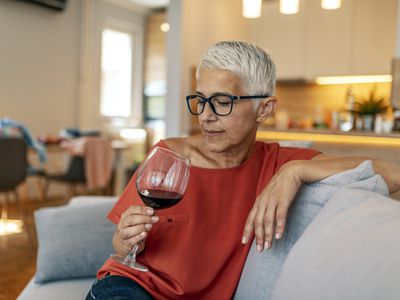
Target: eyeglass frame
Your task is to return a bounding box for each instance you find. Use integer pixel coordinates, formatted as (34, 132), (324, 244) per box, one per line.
(185, 94), (271, 116)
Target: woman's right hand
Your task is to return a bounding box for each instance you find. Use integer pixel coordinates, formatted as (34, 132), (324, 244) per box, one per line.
(114, 205), (159, 255)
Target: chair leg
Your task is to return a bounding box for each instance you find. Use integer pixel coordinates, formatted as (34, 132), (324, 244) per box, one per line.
(44, 180), (50, 201)
(34, 177), (46, 201)
(19, 180), (29, 203)
(1, 193), (8, 220)
(13, 189), (22, 216)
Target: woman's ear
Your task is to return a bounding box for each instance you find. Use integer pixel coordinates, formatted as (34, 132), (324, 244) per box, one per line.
(256, 97), (277, 122)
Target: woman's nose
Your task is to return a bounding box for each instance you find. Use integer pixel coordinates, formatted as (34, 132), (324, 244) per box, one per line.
(200, 101), (218, 121)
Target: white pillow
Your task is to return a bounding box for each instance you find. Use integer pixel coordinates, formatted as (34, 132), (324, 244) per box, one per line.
(34, 199), (116, 283)
(271, 176), (400, 300)
(234, 160), (382, 300)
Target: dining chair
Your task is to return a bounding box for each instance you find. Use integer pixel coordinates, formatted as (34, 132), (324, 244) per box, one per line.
(44, 156), (86, 200)
(44, 136), (114, 199)
(0, 136), (28, 219)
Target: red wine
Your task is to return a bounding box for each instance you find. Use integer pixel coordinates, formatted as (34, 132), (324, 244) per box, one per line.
(138, 189), (183, 209)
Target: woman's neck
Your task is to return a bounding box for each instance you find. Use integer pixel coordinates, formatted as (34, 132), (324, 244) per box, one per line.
(186, 135), (257, 169)
(207, 144), (255, 169)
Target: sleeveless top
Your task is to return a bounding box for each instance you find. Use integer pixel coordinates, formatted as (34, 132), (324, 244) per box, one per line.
(97, 140), (319, 299)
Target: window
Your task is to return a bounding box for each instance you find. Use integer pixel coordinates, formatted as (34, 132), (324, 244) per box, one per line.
(100, 28), (133, 117)
(144, 80), (166, 121)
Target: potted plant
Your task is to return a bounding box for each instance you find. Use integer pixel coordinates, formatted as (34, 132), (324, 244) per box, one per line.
(355, 87), (389, 131)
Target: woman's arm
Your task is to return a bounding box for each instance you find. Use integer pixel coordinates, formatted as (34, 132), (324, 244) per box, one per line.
(308, 154), (400, 193)
(241, 155), (400, 253)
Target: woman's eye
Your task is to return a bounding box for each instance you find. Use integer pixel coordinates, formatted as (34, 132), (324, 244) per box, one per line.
(213, 97), (231, 106)
(194, 98), (205, 105)
(217, 101), (231, 107)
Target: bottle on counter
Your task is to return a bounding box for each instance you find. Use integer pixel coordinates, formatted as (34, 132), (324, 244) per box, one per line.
(330, 111), (339, 130)
(338, 87), (355, 132)
(382, 106), (394, 133)
(374, 114), (383, 134)
(392, 110), (400, 132)
(313, 105), (327, 129)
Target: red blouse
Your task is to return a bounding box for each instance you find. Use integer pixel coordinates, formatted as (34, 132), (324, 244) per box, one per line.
(97, 140), (319, 299)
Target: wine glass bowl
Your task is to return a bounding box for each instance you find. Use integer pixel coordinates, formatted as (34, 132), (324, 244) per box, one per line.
(111, 146), (190, 271)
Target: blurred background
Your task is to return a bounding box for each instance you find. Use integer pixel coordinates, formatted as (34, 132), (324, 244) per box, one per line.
(0, 0), (399, 211)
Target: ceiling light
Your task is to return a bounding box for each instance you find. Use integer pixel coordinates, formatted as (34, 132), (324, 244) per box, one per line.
(160, 22), (170, 32)
(243, 0), (262, 18)
(315, 75), (393, 85)
(321, 0), (341, 10)
(280, 0), (300, 15)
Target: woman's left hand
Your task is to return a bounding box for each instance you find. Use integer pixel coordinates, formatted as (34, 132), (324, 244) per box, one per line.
(242, 160), (302, 252)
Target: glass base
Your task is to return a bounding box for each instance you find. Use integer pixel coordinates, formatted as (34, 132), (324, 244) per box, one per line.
(110, 254), (149, 272)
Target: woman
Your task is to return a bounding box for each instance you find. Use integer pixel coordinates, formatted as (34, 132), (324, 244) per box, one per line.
(87, 41), (400, 300)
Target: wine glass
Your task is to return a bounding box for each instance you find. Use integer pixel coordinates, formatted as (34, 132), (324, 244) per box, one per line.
(111, 146), (190, 271)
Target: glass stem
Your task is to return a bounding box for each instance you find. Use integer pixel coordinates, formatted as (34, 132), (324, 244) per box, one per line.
(124, 243), (139, 264)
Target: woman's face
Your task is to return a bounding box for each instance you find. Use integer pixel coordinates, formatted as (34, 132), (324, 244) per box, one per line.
(196, 67), (260, 153)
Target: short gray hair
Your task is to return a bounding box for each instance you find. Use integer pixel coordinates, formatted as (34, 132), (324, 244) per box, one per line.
(196, 41), (276, 96)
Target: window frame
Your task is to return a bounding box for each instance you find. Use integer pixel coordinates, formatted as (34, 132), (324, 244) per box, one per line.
(99, 18), (144, 126)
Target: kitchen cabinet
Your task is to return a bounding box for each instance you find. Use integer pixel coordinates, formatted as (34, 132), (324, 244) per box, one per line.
(304, 0), (353, 77)
(249, 1), (306, 79)
(350, 0), (397, 75)
(250, 0), (397, 79)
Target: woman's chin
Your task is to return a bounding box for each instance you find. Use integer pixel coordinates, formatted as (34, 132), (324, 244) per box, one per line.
(204, 139), (228, 153)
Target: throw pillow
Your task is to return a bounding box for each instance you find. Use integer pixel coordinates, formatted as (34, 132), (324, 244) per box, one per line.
(234, 160), (383, 300)
(271, 175), (399, 300)
(68, 195), (118, 206)
(34, 198), (117, 283)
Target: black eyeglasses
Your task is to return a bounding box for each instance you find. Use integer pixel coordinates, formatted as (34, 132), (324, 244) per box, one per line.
(186, 94), (270, 116)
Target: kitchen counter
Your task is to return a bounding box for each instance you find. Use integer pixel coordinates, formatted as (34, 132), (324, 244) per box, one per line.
(256, 128), (400, 146)
(257, 128), (400, 200)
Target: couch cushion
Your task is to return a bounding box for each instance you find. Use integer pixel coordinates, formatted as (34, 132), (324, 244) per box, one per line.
(68, 195), (118, 206)
(271, 176), (399, 300)
(17, 277), (94, 300)
(34, 197), (117, 283)
(234, 160), (386, 300)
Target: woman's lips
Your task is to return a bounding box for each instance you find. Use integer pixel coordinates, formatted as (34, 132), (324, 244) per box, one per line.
(205, 130), (224, 137)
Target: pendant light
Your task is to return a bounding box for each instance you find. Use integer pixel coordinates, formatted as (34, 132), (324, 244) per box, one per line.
(280, 0), (300, 15)
(243, 0), (262, 18)
(321, 0), (341, 10)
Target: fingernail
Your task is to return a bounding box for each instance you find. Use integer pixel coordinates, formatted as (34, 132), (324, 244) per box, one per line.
(140, 231), (147, 237)
(242, 236), (247, 244)
(257, 244), (263, 252)
(151, 216), (159, 222)
(146, 208), (154, 215)
(264, 241), (269, 249)
(144, 223), (152, 230)
(275, 232), (281, 240)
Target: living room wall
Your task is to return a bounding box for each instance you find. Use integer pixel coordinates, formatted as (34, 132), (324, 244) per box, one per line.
(0, 0), (82, 136)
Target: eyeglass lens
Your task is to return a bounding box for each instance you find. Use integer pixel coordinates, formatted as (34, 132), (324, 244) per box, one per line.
(188, 95), (233, 116)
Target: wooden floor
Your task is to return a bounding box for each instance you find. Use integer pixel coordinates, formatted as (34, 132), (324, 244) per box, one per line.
(0, 196), (69, 300)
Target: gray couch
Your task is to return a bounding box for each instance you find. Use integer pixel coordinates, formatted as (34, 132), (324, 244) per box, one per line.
(18, 161), (400, 300)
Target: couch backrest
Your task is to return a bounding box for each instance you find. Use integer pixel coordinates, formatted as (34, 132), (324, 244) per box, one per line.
(234, 160), (388, 300)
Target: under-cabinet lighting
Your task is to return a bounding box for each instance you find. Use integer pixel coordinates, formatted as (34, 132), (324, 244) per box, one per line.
(256, 131), (400, 146)
(315, 75), (392, 85)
